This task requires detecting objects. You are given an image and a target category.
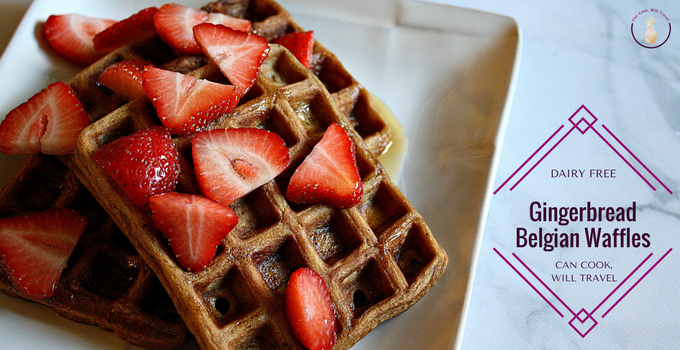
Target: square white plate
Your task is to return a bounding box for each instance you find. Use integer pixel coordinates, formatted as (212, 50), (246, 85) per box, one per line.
(0, 0), (520, 349)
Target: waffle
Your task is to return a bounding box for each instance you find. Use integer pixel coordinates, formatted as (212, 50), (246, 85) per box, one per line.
(202, 0), (393, 156)
(69, 0), (392, 159)
(65, 0), (448, 347)
(3, 1), (398, 347)
(0, 0), (444, 348)
(0, 26), (203, 349)
(0, 153), (188, 350)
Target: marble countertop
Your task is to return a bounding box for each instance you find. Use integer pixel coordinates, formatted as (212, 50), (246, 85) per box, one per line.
(446, 1), (680, 349)
(1, 1), (678, 349)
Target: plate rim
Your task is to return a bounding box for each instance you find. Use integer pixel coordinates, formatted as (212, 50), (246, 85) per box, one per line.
(0, 1), (522, 349)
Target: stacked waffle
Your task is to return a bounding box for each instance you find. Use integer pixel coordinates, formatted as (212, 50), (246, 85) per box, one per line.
(0, 153), (188, 350)
(0, 28), (206, 349)
(0, 0), (447, 349)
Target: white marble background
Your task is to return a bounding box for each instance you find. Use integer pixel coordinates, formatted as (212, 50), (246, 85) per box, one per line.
(441, 1), (680, 349)
(1, 1), (679, 349)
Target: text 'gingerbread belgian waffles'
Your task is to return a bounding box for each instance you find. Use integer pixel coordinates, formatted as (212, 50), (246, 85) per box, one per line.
(0, 0), (448, 349)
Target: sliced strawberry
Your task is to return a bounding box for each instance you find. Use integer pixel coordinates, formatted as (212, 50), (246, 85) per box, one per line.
(0, 208), (88, 299)
(0, 82), (89, 155)
(192, 128), (290, 204)
(286, 123), (363, 208)
(97, 59), (151, 100)
(194, 23), (269, 94)
(271, 31), (314, 69)
(93, 7), (159, 52)
(286, 268), (337, 350)
(153, 3), (206, 54)
(92, 126), (180, 209)
(153, 3), (251, 55)
(44, 14), (116, 65)
(150, 192), (238, 272)
(142, 66), (240, 135)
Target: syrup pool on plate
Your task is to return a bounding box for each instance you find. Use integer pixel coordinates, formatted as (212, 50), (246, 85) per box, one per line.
(371, 94), (407, 183)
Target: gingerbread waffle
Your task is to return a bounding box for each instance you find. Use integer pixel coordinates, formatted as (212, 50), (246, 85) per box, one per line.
(0, 153), (188, 350)
(0, 27), (204, 349)
(3, 1), (397, 347)
(70, 0), (392, 159)
(71, 28), (447, 350)
(201, 0), (393, 156)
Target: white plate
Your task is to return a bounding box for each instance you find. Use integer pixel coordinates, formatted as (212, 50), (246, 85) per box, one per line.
(0, 0), (520, 349)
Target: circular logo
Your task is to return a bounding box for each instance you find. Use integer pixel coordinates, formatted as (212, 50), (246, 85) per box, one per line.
(631, 9), (671, 48)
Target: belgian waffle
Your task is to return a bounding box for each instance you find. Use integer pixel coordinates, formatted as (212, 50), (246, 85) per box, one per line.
(0, 153), (188, 350)
(0, 22), (203, 349)
(1, 0), (444, 348)
(66, 1), (449, 347)
(201, 0), (393, 156)
(3, 1), (395, 348)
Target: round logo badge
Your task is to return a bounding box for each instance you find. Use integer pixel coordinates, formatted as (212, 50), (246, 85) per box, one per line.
(631, 9), (671, 48)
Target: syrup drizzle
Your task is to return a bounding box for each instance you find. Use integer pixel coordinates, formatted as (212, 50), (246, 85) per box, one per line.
(371, 94), (407, 183)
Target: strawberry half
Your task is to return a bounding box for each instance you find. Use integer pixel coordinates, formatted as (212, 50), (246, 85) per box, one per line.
(192, 128), (290, 204)
(153, 3), (251, 55)
(92, 126), (180, 208)
(286, 123), (363, 208)
(93, 7), (159, 52)
(0, 208), (88, 299)
(142, 66), (240, 135)
(97, 59), (151, 100)
(150, 192), (238, 272)
(271, 31), (314, 69)
(285, 268), (337, 350)
(0, 81), (89, 155)
(44, 14), (116, 65)
(194, 23), (270, 94)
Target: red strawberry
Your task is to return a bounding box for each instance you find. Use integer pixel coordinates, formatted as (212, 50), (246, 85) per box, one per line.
(192, 128), (290, 204)
(44, 14), (116, 65)
(97, 60), (151, 100)
(271, 31), (314, 69)
(286, 268), (337, 350)
(0, 82), (89, 155)
(0, 208), (88, 299)
(153, 3), (251, 55)
(286, 123), (362, 208)
(150, 192), (238, 272)
(142, 66), (240, 135)
(92, 126), (180, 208)
(194, 23), (269, 94)
(93, 7), (159, 52)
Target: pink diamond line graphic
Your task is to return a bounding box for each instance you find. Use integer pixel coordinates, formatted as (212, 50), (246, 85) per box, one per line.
(494, 248), (672, 337)
(569, 309), (597, 337)
(493, 105), (672, 194)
